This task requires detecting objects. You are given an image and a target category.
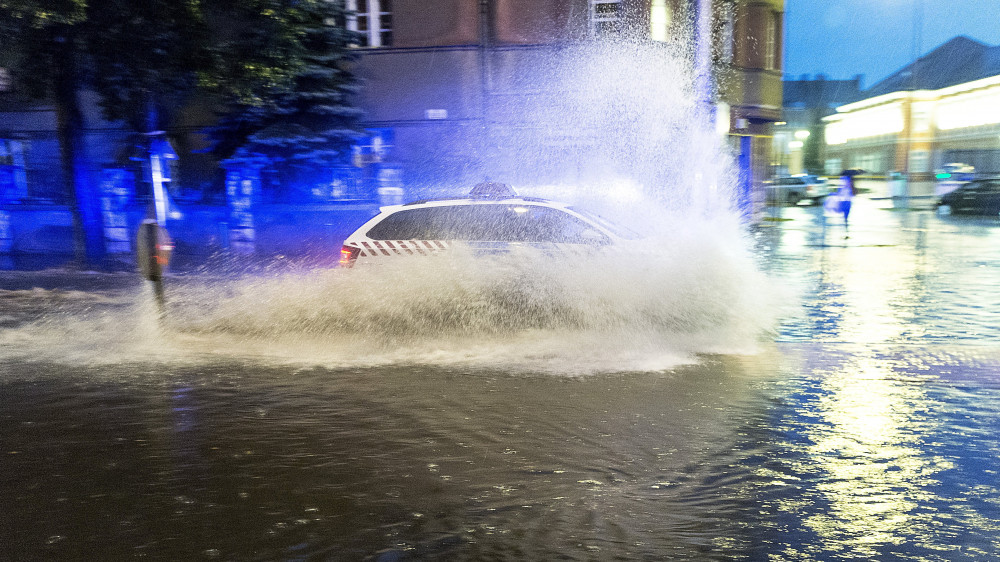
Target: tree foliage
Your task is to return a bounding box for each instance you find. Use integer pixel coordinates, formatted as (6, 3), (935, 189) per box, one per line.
(1, 0), (101, 265)
(86, 0), (209, 133)
(204, 0), (365, 172)
(0, 0), (86, 98)
(2, 0), (208, 131)
(1, 0), (365, 262)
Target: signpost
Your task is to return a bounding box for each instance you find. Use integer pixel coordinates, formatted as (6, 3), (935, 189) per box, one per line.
(136, 219), (173, 317)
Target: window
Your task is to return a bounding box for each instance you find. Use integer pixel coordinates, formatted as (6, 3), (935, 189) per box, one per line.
(715, 1), (734, 63)
(591, 0), (622, 36)
(352, 128), (394, 166)
(0, 68), (11, 92)
(764, 11), (777, 70)
(909, 150), (930, 174)
(347, 0), (392, 47)
(0, 139), (28, 200)
(858, 153), (885, 174)
(650, 0), (671, 42)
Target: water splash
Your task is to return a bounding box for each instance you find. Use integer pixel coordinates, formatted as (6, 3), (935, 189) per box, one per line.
(0, 40), (792, 374)
(0, 212), (791, 374)
(424, 39), (735, 219)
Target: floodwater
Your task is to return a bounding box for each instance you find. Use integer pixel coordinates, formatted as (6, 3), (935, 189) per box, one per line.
(2, 200), (1000, 561)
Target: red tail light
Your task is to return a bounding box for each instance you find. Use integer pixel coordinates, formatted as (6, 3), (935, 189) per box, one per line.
(339, 245), (360, 267)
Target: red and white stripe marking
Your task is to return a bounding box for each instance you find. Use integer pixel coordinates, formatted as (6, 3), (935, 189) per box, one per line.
(356, 240), (450, 257)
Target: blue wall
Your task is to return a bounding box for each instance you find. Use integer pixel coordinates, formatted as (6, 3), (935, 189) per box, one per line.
(0, 201), (378, 271)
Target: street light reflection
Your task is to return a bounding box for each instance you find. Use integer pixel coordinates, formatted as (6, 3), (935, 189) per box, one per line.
(801, 356), (953, 555)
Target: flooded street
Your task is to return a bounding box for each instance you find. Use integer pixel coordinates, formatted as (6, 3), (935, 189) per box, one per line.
(3, 199), (1000, 560)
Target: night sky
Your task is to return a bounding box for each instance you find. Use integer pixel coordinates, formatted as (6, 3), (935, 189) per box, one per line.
(784, 0), (1000, 88)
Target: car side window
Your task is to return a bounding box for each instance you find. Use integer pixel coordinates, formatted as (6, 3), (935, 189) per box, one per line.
(512, 206), (611, 244)
(366, 207), (441, 240)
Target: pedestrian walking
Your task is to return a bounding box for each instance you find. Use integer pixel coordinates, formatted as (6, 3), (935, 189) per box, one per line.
(825, 169), (861, 237)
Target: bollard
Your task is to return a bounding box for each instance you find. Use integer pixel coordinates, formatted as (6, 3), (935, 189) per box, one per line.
(136, 219), (173, 316)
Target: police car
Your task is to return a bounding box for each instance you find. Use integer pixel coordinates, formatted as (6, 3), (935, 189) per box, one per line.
(339, 182), (634, 267)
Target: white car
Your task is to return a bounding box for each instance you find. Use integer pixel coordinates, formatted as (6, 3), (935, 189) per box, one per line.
(765, 175), (829, 206)
(339, 182), (634, 267)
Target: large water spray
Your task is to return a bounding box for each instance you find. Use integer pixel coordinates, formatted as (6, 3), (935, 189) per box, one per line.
(0, 41), (792, 374)
(465, 39), (736, 221)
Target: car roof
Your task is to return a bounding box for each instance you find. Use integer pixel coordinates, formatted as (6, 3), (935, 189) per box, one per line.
(394, 196), (568, 209)
(351, 187), (641, 242)
(394, 181), (569, 210)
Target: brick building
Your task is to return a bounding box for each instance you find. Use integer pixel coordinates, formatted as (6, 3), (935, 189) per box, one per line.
(350, 0), (784, 207)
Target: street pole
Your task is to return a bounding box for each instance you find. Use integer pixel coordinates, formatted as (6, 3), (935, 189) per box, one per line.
(693, 0), (714, 126)
(149, 138), (168, 225)
(903, 0), (923, 200)
(136, 218), (172, 319)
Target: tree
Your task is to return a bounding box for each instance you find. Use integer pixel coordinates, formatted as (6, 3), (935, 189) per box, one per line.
(1, 0), (365, 265)
(2, 0), (210, 264)
(85, 0), (210, 224)
(1, 0), (102, 265)
(205, 0), (364, 195)
(86, 0), (209, 135)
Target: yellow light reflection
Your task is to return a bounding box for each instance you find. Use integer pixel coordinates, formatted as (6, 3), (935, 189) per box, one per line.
(801, 357), (953, 556)
(821, 244), (915, 343)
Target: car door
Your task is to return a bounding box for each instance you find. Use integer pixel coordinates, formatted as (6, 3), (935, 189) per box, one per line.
(981, 180), (1000, 214)
(952, 182), (989, 213)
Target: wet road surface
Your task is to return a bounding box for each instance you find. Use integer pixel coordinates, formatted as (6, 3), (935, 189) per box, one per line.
(2, 198), (999, 560)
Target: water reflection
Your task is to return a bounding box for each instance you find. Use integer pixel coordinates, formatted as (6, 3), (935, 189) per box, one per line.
(766, 204), (1000, 343)
(802, 355), (951, 556)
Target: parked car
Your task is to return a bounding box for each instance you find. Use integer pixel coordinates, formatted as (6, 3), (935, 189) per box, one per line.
(339, 182), (637, 267)
(934, 163), (975, 197)
(764, 175), (829, 206)
(936, 178), (1000, 216)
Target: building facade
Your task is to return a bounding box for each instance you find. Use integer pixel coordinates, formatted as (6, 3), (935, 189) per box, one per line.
(774, 74), (863, 176)
(350, 0), (784, 208)
(822, 37), (1000, 190)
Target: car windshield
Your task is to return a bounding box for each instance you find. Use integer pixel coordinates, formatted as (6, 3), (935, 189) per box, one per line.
(365, 203), (611, 244)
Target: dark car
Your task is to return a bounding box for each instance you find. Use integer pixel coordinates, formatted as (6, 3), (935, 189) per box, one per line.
(937, 179), (1000, 216)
